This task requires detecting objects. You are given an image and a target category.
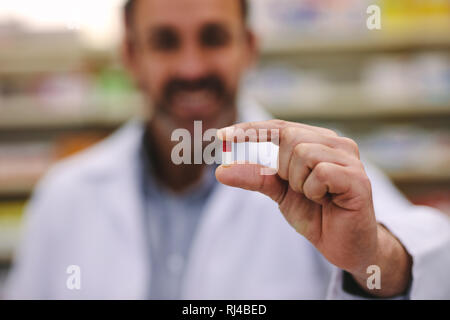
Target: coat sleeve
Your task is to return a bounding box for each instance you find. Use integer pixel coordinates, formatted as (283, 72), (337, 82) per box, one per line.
(327, 162), (450, 299)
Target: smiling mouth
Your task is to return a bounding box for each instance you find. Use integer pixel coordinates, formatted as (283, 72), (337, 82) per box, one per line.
(170, 89), (221, 119)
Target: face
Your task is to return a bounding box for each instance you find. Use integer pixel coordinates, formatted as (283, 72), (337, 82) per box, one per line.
(123, 0), (257, 134)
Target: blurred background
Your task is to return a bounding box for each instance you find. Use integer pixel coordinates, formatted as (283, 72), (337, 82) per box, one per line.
(0, 0), (449, 295)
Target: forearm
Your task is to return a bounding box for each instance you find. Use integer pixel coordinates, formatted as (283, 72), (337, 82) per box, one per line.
(351, 224), (413, 298)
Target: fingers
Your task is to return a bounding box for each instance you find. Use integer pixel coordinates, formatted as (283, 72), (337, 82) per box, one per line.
(215, 163), (324, 244)
(287, 143), (357, 194)
(215, 163), (288, 205)
(302, 162), (371, 210)
(216, 120), (360, 182)
(215, 120), (366, 209)
(302, 163), (349, 205)
(278, 128), (360, 180)
(217, 119), (337, 142)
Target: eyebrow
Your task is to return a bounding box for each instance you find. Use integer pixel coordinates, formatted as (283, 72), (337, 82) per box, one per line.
(202, 21), (230, 29)
(142, 20), (236, 47)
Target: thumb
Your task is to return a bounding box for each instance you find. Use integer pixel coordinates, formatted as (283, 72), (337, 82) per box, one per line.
(215, 164), (287, 204)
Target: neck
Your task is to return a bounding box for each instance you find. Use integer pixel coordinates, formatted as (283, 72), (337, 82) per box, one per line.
(145, 123), (206, 193)
(145, 106), (238, 193)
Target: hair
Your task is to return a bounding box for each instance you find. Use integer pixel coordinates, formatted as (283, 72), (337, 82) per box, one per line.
(124, 0), (249, 28)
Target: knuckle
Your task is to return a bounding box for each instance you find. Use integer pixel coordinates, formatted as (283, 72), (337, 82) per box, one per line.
(293, 143), (310, 159)
(349, 167), (372, 190)
(281, 126), (298, 144)
(340, 137), (360, 154)
(303, 186), (321, 203)
(359, 172), (372, 189)
(302, 183), (313, 197)
(313, 163), (330, 181)
(246, 121), (257, 130)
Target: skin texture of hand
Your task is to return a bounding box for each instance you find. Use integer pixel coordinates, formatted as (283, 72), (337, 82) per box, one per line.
(215, 120), (412, 298)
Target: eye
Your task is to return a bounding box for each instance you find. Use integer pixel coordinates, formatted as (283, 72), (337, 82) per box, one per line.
(149, 27), (180, 51)
(200, 23), (231, 48)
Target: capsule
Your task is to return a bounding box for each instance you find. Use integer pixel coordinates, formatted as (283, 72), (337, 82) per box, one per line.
(222, 141), (233, 166)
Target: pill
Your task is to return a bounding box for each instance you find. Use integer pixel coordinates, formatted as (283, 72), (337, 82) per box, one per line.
(222, 141), (233, 165)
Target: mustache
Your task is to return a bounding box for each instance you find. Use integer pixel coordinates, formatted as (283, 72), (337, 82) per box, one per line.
(163, 75), (227, 102)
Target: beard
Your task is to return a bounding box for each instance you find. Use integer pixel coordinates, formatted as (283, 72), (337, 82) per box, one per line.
(144, 74), (238, 171)
(150, 74), (237, 135)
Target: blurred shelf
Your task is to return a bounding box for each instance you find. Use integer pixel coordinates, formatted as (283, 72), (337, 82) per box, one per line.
(0, 62), (84, 75)
(0, 254), (12, 266)
(0, 252), (13, 267)
(0, 215), (22, 266)
(0, 51), (85, 76)
(0, 182), (36, 200)
(0, 112), (134, 132)
(0, 222), (19, 266)
(261, 32), (450, 58)
(0, 29), (96, 76)
(389, 170), (450, 185)
(0, 96), (143, 131)
(0, 49), (117, 76)
(265, 104), (450, 122)
(254, 82), (450, 122)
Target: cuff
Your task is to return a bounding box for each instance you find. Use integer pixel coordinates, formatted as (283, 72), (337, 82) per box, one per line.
(326, 268), (410, 300)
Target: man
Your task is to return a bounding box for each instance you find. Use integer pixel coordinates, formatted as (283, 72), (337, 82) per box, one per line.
(5, 0), (450, 299)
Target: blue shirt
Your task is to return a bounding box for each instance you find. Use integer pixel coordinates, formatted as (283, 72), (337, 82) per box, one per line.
(140, 139), (218, 299)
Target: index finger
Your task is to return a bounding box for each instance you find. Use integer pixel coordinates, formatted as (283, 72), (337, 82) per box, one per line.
(217, 119), (338, 142)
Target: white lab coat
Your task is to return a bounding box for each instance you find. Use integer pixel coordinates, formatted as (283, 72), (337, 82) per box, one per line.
(5, 101), (450, 300)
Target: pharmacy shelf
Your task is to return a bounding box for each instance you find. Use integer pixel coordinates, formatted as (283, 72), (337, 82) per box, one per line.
(0, 49), (117, 76)
(0, 182), (37, 200)
(4, 101), (446, 131)
(252, 82), (450, 122)
(389, 170), (450, 185)
(0, 52), (85, 76)
(0, 96), (143, 131)
(0, 253), (14, 267)
(0, 29), (91, 76)
(0, 112), (133, 132)
(261, 32), (450, 58)
(264, 103), (450, 122)
(0, 216), (22, 266)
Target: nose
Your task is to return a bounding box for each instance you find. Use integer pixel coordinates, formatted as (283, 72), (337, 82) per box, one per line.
(175, 43), (209, 81)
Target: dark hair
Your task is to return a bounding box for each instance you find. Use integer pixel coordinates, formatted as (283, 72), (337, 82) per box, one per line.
(124, 0), (249, 28)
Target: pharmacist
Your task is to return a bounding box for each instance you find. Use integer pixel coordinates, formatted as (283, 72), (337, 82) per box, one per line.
(6, 0), (450, 299)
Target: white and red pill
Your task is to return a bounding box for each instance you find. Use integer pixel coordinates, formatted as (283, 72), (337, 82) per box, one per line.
(222, 141), (233, 165)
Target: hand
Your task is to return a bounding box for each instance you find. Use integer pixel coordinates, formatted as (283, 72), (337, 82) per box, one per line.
(216, 120), (412, 297)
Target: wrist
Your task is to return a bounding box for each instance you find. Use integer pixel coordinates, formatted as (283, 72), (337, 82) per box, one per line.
(351, 224), (412, 297)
